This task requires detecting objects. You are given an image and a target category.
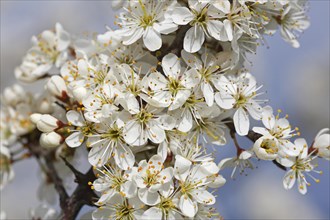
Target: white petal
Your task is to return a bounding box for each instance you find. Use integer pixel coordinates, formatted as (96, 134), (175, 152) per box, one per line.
(181, 50), (203, 69)
(213, 0), (231, 13)
(156, 20), (178, 34)
(170, 90), (191, 110)
(126, 94), (140, 114)
(56, 23), (70, 51)
(123, 120), (142, 145)
(65, 131), (84, 148)
(142, 207), (163, 220)
(148, 154), (163, 171)
(281, 140), (300, 157)
(96, 189), (116, 205)
(143, 27), (162, 51)
(157, 115), (176, 130)
(191, 189), (215, 205)
(184, 26), (205, 53)
(179, 195), (197, 218)
(157, 142), (168, 162)
(122, 27), (144, 45)
(147, 71), (168, 91)
(314, 132), (330, 149)
(138, 188), (161, 206)
(214, 92), (235, 109)
(283, 170), (296, 190)
(66, 110), (84, 126)
(252, 127), (269, 136)
(262, 106), (275, 129)
(93, 178), (112, 192)
(201, 161), (219, 175)
(172, 7), (194, 25)
(162, 53), (181, 78)
(159, 181), (174, 198)
(114, 143), (135, 170)
(208, 175), (226, 188)
(297, 175), (307, 195)
(182, 69), (200, 88)
(206, 20), (224, 41)
(223, 19), (233, 41)
(177, 109), (193, 132)
(233, 108), (249, 136)
(147, 120), (165, 143)
(92, 207), (114, 220)
(88, 139), (112, 166)
(294, 138), (308, 159)
(246, 101), (262, 120)
(121, 181), (137, 198)
(174, 155), (192, 181)
(201, 82), (214, 106)
(159, 167), (174, 184)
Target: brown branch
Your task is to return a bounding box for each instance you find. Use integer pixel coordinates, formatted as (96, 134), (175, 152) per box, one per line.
(58, 164), (97, 220)
(23, 130), (97, 220)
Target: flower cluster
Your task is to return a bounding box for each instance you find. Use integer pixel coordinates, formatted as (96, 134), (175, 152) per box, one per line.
(0, 1), (328, 219)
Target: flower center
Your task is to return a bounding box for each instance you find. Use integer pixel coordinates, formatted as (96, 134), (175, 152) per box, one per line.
(260, 139), (278, 154)
(292, 159), (312, 172)
(136, 109), (153, 123)
(192, 7), (209, 27)
(115, 203), (135, 220)
(139, 1), (155, 29)
(158, 196), (176, 216)
(179, 180), (202, 196)
(143, 169), (160, 187)
(77, 123), (95, 136)
(235, 94), (247, 106)
(168, 77), (183, 96)
(101, 126), (123, 141)
(37, 40), (60, 63)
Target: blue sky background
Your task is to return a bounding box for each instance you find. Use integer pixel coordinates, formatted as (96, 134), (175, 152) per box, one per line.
(1, 1), (329, 219)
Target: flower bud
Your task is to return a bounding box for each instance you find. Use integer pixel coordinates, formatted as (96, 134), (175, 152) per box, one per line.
(40, 132), (63, 148)
(1, 84), (25, 106)
(36, 114), (62, 133)
(46, 75), (68, 100)
(30, 113), (42, 124)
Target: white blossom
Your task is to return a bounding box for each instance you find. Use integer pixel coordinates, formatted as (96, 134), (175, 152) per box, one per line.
(92, 163), (137, 205)
(214, 72), (264, 136)
(253, 106), (300, 159)
(172, 1), (227, 52)
(174, 155), (225, 218)
(146, 53), (199, 110)
(15, 23), (70, 82)
(279, 138), (321, 195)
(117, 0), (178, 51)
(312, 128), (330, 160)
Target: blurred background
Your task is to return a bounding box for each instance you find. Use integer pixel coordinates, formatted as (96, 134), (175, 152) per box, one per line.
(1, 1), (329, 219)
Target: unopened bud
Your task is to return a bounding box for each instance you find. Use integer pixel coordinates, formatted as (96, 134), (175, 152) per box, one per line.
(40, 132), (63, 148)
(36, 114), (62, 133)
(37, 98), (54, 114)
(30, 113), (42, 124)
(2, 84), (25, 106)
(46, 75), (68, 100)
